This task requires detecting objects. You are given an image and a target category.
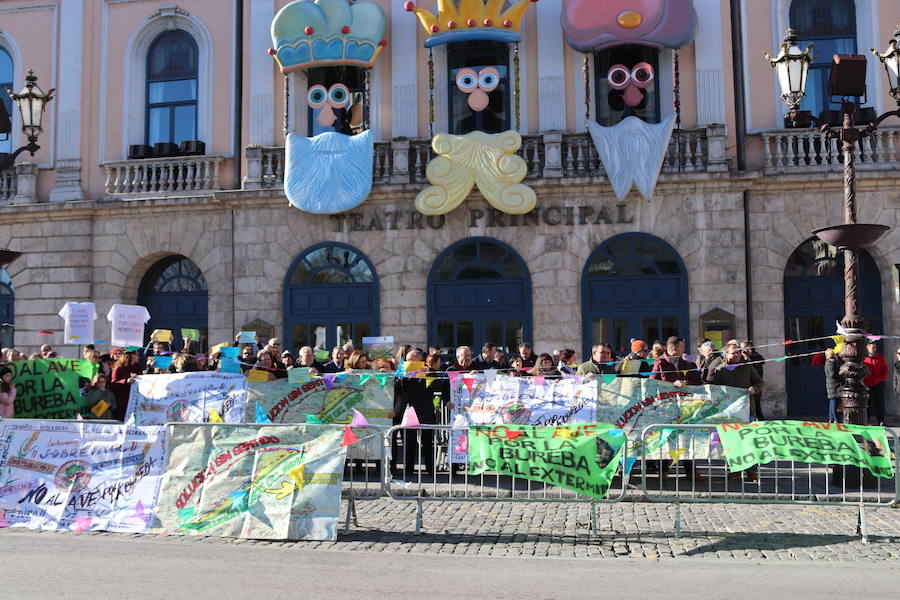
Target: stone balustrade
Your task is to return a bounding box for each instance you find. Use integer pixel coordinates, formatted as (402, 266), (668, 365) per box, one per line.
(242, 124), (728, 190)
(762, 125), (900, 174)
(102, 155), (223, 197)
(0, 163), (38, 205)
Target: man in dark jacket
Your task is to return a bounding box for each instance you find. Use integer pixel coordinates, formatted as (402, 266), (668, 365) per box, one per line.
(472, 343), (502, 371)
(650, 337), (701, 386)
(319, 347), (346, 373)
(713, 339), (763, 417)
(576, 344), (618, 376)
(824, 347), (842, 423)
(696, 340), (722, 384)
(392, 349), (436, 476)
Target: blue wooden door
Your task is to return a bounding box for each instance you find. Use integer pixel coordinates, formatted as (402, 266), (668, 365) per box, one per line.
(783, 241), (881, 417)
(137, 256), (208, 351)
(428, 238), (531, 355)
(582, 234), (689, 358)
(0, 278), (13, 349)
(283, 243), (379, 355)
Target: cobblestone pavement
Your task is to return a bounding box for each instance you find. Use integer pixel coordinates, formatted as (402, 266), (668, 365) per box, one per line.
(4, 499), (900, 563)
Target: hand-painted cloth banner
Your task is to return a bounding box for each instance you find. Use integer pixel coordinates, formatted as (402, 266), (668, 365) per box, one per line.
(467, 424), (625, 499)
(0, 420), (167, 532)
(125, 372), (248, 425)
(716, 420), (895, 478)
(248, 372), (393, 460)
(595, 377), (749, 460)
(7, 359), (99, 419)
(152, 424), (347, 540)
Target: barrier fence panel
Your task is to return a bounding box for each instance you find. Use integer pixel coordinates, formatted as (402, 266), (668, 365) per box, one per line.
(638, 423), (900, 541)
(163, 422), (387, 533)
(384, 424), (630, 535)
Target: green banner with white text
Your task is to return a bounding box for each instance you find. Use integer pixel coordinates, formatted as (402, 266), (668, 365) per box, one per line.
(8, 359), (98, 419)
(467, 424), (626, 499)
(716, 420), (894, 478)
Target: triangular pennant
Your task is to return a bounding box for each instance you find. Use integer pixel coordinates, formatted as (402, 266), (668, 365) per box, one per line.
(255, 404), (272, 424)
(76, 413), (83, 421)
(484, 368), (497, 387)
(400, 405), (421, 428)
(287, 465), (305, 490)
(600, 373), (617, 385)
(831, 335), (845, 345)
(37, 330), (54, 335)
(74, 517), (93, 532)
(773, 356), (789, 362)
(725, 364), (738, 371)
(92, 340), (108, 344)
(350, 408), (371, 428)
(532, 375), (545, 386)
(573, 374), (584, 384)
(462, 376), (475, 394)
(505, 430), (524, 441)
(305, 414), (324, 425)
(644, 359), (655, 366)
(323, 373), (336, 390)
(683, 354), (693, 362)
(709, 431), (721, 449)
(124, 345), (142, 353)
(375, 373), (389, 387)
(447, 371), (460, 387)
(208, 408), (223, 423)
(341, 425), (359, 447)
(668, 448), (686, 466)
(425, 376), (437, 388)
(866, 334), (882, 342)
(780, 340), (793, 346)
(357, 374), (372, 386)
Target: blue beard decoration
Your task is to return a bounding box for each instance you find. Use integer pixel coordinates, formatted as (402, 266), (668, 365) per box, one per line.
(284, 129), (373, 214)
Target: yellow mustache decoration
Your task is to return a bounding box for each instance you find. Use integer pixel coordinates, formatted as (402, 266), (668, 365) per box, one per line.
(415, 130), (537, 216)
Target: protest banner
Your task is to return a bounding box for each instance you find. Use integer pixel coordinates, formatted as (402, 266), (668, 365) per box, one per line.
(57, 302), (96, 344)
(0, 420), (167, 532)
(7, 359), (98, 419)
(152, 424), (346, 540)
(248, 373), (393, 460)
(106, 304), (151, 348)
(716, 420), (895, 478)
(449, 374), (598, 461)
(362, 336), (394, 359)
(467, 424), (626, 499)
(125, 372), (248, 425)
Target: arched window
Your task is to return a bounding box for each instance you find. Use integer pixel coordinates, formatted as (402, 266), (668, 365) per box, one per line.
(0, 269), (13, 348)
(0, 48), (13, 155)
(582, 234), (688, 357)
(783, 237), (881, 416)
(146, 30), (198, 147)
(137, 255), (208, 350)
(789, 0), (856, 118)
(284, 243), (379, 354)
(428, 238), (531, 355)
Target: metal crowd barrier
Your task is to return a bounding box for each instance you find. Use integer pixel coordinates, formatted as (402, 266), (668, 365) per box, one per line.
(638, 423), (900, 541)
(163, 422), (387, 533)
(383, 424), (630, 535)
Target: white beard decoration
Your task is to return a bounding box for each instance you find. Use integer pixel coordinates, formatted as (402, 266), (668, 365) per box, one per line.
(586, 114), (676, 201)
(284, 130), (374, 214)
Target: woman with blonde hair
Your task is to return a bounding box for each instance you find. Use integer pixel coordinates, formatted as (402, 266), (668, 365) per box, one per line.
(344, 350), (369, 371)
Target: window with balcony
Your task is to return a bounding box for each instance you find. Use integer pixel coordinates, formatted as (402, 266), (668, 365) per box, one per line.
(447, 41), (510, 135)
(145, 30), (198, 147)
(790, 0), (857, 119)
(0, 48), (12, 155)
(593, 45), (660, 126)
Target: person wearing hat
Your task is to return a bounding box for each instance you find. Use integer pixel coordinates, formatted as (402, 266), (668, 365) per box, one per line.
(0, 366), (16, 419)
(617, 339), (652, 377)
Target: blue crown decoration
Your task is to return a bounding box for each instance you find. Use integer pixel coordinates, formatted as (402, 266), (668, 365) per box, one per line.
(271, 0), (387, 73)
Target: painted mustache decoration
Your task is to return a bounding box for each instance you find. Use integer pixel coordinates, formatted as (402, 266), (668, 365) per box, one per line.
(586, 115), (675, 201)
(284, 130), (374, 214)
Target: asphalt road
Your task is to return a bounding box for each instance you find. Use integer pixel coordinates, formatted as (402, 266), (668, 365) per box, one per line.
(2, 529), (899, 599)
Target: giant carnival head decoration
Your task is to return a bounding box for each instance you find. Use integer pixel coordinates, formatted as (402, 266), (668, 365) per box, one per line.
(405, 0), (539, 217)
(270, 0), (387, 214)
(562, 0), (698, 201)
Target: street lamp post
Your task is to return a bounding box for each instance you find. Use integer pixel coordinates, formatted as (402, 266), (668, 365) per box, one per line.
(0, 69), (55, 170)
(766, 29), (898, 427)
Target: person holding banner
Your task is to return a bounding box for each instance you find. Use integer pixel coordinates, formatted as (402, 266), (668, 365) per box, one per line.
(110, 352), (141, 421)
(393, 349), (437, 476)
(824, 347), (843, 423)
(0, 366), (16, 418)
(84, 373), (117, 420)
(713, 340), (763, 420)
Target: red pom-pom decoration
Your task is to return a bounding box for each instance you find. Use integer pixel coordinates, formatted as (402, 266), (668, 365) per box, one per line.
(466, 18), (476, 27)
(447, 20), (457, 29)
(341, 26), (350, 34)
(267, 48), (276, 56)
(403, 1), (415, 11)
(304, 26), (314, 35)
(503, 19), (512, 27)
(430, 24), (439, 32)
(379, 39), (388, 47)
(483, 18), (493, 26)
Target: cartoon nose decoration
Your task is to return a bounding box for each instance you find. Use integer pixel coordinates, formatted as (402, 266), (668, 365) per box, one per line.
(607, 62), (654, 108)
(307, 83), (351, 128)
(456, 67), (500, 112)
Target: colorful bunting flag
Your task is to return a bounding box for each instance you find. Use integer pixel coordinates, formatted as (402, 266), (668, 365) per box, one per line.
(209, 408), (223, 423)
(350, 408), (371, 428)
(305, 414), (324, 425)
(341, 425), (359, 447)
(400, 405), (421, 428)
(533, 375), (545, 386)
(255, 404), (272, 424)
(601, 374), (617, 385)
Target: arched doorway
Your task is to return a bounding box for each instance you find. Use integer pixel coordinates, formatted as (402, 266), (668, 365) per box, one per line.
(428, 238), (531, 355)
(283, 243), (379, 355)
(582, 233), (689, 358)
(137, 255), (208, 351)
(0, 269), (13, 348)
(783, 238), (882, 416)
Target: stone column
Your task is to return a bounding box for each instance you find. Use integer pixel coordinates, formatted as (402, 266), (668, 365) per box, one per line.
(542, 131), (563, 178)
(13, 162), (37, 205)
(390, 138), (410, 184)
(243, 145), (263, 189)
(706, 123), (729, 172)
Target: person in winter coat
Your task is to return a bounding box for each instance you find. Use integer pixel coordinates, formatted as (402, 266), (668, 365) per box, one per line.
(0, 366), (16, 419)
(83, 373), (117, 420)
(863, 341), (888, 425)
(823, 347), (843, 423)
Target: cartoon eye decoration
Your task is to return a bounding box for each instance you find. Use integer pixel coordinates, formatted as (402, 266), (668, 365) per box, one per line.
(328, 83), (350, 108)
(631, 62), (654, 88)
(607, 64), (631, 90)
(307, 85), (327, 108)
(456, 68), (478, 92)
(478, 67), (500, 92)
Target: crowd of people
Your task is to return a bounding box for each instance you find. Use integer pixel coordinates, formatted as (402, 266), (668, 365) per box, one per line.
(0, 334), (895, 426)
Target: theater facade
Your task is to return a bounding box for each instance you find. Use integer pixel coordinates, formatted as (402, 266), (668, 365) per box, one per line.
(0, 0), (898, 419)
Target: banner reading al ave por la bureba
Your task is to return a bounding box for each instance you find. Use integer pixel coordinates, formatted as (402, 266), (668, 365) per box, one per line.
(7, 359), (98, 419)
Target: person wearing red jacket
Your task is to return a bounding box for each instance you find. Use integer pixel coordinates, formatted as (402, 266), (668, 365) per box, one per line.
(863, 341), (889, 426)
